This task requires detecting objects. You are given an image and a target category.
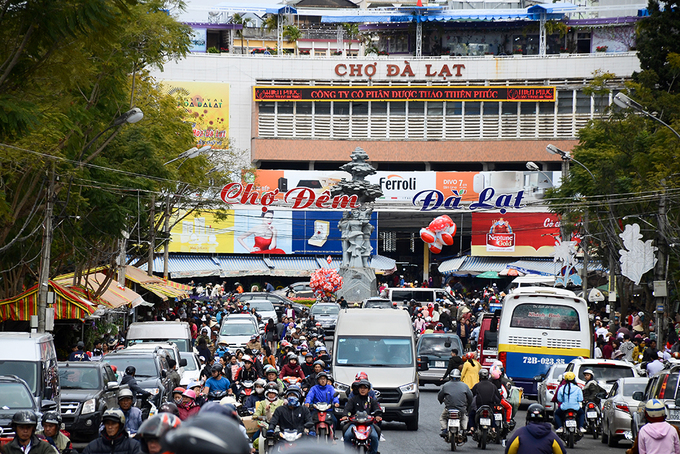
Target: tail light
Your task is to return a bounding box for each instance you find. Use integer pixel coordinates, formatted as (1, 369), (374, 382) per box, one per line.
(482, 409), (489, 418)
(588, 403), (596, 409)
(567, 411), (575, 417)
(615, 403), (630, 413)
(547, 383), (558, 391)
(498, 352), (507, 369)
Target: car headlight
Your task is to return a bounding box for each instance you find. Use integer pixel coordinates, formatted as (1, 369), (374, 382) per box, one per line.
(82, 399), (96, 415)
(335, 382), (350, 393)
(399, 382), (417, 394)
(145, 388), (160, 396)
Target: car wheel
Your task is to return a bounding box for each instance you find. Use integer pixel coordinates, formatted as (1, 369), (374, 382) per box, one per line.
(601, 417), (608, 444)
(607, 428), (617, 447)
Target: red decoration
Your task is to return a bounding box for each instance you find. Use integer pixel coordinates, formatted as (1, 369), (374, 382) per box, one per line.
(309, 266), (343, 298)
(419, 215), (457, 254)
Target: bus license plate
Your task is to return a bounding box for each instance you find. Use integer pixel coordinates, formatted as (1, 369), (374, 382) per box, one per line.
(587, 412), (597, 418)
(448, 419), (460, 427)
(494, 414), (502, 421)
(435, 361), (445, 368)
(480, 418), (491, 426)
(566, 420), (577, 427)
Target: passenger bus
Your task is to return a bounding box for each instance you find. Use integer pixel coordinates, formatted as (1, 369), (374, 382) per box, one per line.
(497, 286), (591, 397)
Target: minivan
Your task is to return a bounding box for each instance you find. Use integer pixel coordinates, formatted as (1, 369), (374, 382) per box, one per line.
(126, 321), (192, 352)
(333, 308), (419, 430)
(0, 332), (60, 412)
(384, 287), (458, 307)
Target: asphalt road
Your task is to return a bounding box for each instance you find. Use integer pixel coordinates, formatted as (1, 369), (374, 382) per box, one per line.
(376, 384), (633, 454)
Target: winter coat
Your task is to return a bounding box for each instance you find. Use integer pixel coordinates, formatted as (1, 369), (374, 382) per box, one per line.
(438, 380), (473, 411)
(504, 422), (566, 454)
(556, 382), (583, 411)
(279, 363), (305, 379)
(177, 401), (201, 420)
(461, 359), (481, 389)
(36, 430), (72, 454)
(305, 384), (339, 406)
(638, 421), (680, 454)
(4, 435), (58, 454)
(268, 404), (313, 432)
(82, 428), (141, 454)
(120, 407), (143, 435)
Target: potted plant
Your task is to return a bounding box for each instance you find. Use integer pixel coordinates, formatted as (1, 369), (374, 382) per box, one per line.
(378, 50), (389, 56)
(206, 46), (220, 54)
(299, 49), (310, 55)
(596, 45), (608, 52)
(333, 50), (343, 56)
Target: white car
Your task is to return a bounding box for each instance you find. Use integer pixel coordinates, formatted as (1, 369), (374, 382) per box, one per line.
(246, 299), (279, 324)
(125, 342), (187, 377)
(564, 358), (639, 393)
(219, 318), (260, 349)
(535, 363), (569, 415)
(179, 352), (202, 387)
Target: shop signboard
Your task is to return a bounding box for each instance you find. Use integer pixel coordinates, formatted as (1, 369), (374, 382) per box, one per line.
(471, 212), (561, 257)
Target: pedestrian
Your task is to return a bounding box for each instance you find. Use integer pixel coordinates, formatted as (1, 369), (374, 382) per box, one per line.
(635, 399), (680, 454)
(68, 341), (90, 361)
(461, 352), (481, 389)
(504, 404), (566, 454)
(264, 281), (275, 292)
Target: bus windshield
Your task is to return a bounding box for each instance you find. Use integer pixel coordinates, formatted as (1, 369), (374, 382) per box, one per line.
(510, 303), (580, 331)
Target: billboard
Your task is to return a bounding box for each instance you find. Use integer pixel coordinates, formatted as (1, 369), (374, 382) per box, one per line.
(471, 212), (561, 257)
(164, 81), (229, 148)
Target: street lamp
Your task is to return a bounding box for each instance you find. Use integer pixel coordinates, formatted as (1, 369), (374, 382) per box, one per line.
(546, 144), (596, 182)
(612, 93), (680, 140)
(526, 161), (553, 185)
(163, 145), (212, 167)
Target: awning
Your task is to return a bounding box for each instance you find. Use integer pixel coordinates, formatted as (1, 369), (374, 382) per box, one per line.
(54, 273), (144, 309)
(438, 256), (467, 274)
(0, 281), (96, 322)
(439, 256), (606, 276)
(123, 266), (189, 301)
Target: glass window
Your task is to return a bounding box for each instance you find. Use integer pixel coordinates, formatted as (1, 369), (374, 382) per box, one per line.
(219, 323), (258, 336)
(0, 383), (34, 409)
(336, 336), (413, 367)
(427, 102), (443, 115)
(333, 102), (350, 115)
(311, 304), (340, 315)
(502, 102), (518, 115)
(509, 304), (581, 331)
(248, 301), (275, 312)
(576, 365), (634, 382)
(259, 102), (275, 114)
(59, 368), (102, 389)
(576, 91), (591, 114)
(278, 102), (294, 114)
(0, 361), (38, 394)
(390, 102), (406, 115)
(663, 374), (679, 399)
(446, 102), (462, 115)
(371, 102), (388, 115)
(465, 102), (481, 115)
(521, 102), (537, 115)
(409, 101), (425, 115)
(296, 102), (312, 115)
(550, 364), (569, 379)
(417, 335), (463, 358)
(625, 381), (651, 398)
(558, 91), (574, 114)
(390, 290), (413, 301)
(103, 357), (158, 378)
(353, 102), (368, 115)
(483, 102), (499, 115)
(180, 353), (198, 372)
(315, 103), (331, 115)
(539, 102), (555, 114)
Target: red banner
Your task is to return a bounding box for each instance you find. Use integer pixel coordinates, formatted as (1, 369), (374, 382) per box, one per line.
(471, 212), (561, 257)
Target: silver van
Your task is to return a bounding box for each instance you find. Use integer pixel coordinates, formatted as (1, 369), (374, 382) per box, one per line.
(333, 309), (419, 430)
(126, 321), (192, 352)
(0, 332), (60, 411)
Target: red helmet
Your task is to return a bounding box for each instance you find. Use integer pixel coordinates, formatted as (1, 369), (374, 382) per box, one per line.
(355, 372), (369, 381)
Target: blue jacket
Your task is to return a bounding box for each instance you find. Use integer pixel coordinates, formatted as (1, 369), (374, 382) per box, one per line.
(121, 406), (143, 435)
(556, 382), (583, 411)
(304, 384), (339, 406)
(505, 422), (566, 454)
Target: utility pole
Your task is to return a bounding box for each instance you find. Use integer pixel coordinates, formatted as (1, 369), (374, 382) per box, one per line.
(148, 194), (155, 277)
(38, 168), (55, 333)
(655, 190), (667, 346)
(582, 210), (589, 302)
(163, 194), (170, 280)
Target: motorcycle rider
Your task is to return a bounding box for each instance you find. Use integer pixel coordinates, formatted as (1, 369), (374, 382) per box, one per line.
(302, 360), (325, 392)
(468, 368), (501, 435)
(177, 389), (201, 420)
(84, 409), (141, 454)
(245, 379), (267, 413)
(172, 387), (186, 406)
(204, 364), (232, 397)
(304, 372), (340, 435)
(166, 359), (181, 391)
(158, 402), (180, 417)
(264, 365), (285, 395)
(235, 355), (260, 397)
(437, 369), (473, 438)
(267, 386), (314, 437)
(440, 349), (463, 382)
(121, 366), (152, 401)
(300, 353), (315, 377)
(636, 399), (680, 454)
(37, 411), (74, 454)
(117, 389), (144, 436)
(582, 369), (605, 405)
(342, 379), (382, 454)
(254, 383), (285, 454)
(187, 381), (207, 407)
(135, 413), (181, 454)
(554, 371), (585, 433)
(279, 352), (305, 380)
(160, 413), (249, 454)
(490, 368), (515, 432)
(5, 411), (59, 454)
(504, 403), (566, 454)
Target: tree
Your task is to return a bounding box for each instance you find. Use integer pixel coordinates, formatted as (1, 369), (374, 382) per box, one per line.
(231, 13), (252, 55)
(283, 25), (301, 54)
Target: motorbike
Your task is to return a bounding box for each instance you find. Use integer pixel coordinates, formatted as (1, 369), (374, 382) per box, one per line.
(312, 402), (334, 441)
(492, 404), (510, 444)
(208, 390), (228, 401)
(277, 429), (303, 451)
(348, 411), (377, 454)
(558, 409), (582, 448)
(135, 393), (156, 420)
(583, 401), (601, 439)
(238, 380), (254, 404)
(472, 405), (495, 450)
(443, 408), (466, 452)
(282, 376), (305, 393)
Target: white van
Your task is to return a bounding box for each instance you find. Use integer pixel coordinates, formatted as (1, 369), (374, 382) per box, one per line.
(333, 308), (419, 430)
(384, 287), (458, 307)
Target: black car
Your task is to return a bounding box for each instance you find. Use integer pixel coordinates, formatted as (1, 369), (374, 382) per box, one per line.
(57, 361), (121, 442)
(100, 348), (173, 408)
(0, 375), (51, 438)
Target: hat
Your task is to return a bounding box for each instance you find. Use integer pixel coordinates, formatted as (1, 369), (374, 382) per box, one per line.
(633, 325), (644, 332)
(639, 311), (645, 316)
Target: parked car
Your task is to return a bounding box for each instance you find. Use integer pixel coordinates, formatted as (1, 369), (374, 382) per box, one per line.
(601, 377), (648, 447)
(275, 281), (314, 299)
(631, 363), (680, 439)
(126, 321), (192, 352)
(219, 318), (260, 349)
(58, 361), (120, 442)
(475, 312), (500, 369)
(564, 358), (638, 393)
(179, 352), (202, 387)
(0, 375), (47, 438)
(310, 302), (340, 334)
(362, 297), (394, 309)
(100, 349), (173, 407)
(416, 333), (464, 385)
(535, 363), (569, 417)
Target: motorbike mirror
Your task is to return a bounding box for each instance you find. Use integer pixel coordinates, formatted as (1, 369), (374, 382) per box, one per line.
(161, 369), (167, 378)
(632, 391), (644, 401)
(597, 392), (607, 399)
(179, 358), (188, 367)
(533, 374), (545, 382)
(334, 391), (340, 397)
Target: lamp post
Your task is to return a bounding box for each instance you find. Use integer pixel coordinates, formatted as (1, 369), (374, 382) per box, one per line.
(38, 108), (144, 333)
(613, 93), (680, 140)
(526, 161), (554, 184)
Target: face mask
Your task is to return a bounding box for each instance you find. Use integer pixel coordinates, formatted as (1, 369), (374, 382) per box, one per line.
(287, 396), (300, 407)
(256, 387), (264, 395)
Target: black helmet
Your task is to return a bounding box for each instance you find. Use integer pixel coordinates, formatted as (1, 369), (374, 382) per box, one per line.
(125, 366), (136, 375)
(526, 403), (546, 423)
(478, 369), (489, 380)
(162, 415), (249, 454)
(41, 411), (62, 426)
(356, 379), (371, 389)
(159, 401), (180, 417)
(136, 413), (181, 440)
(313, 359), (325, 368)
(316, 372), (329, 382)
(285, 385), (302, 399)
(287, 352), (298, 362)
(12, 410), (38, 427)
(211, 364), (223, 373)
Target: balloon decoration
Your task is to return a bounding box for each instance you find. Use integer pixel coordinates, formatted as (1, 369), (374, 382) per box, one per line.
(309, 256), (343, 298)
(419, 215), (457, 254)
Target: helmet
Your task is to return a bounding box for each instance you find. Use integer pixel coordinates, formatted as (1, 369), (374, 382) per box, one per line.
(491, 368), (501, 380)
(102, 409), (126, 425)
(479, 369), (489, 380)
(41, 411), (62, 426)
(285, 385), (302, 399)
(136, 413), (181, 440)
(449, 369), (461, 380)
(118, 389), (134, 401)
(158, 402), (180, 417)
(211, 364), (223, 373)
(182, 389), (197, 400)
(265, 383), (279, 401)
(125, 366), (136, 375)
(305, 353), (314, 359)
(242, 355), (253, 363)
(583, 369), (595, 378)
(563, 371), (576, 382)
(355, 372), (369, 381)
(252, 349), (260, 356)
(173, 387), (186, 395)
(161, 415), (249, 454)
(201, 402), (240, 422)
(188, 381), (201, 390)
(11, 411), (38, 427)
(254, 378), (266, 387)
(645, 399), (667, 419)
(264, 365), (277, 375)
(313, 360), (326, 368)
(287, 352), (298, 361)
(316, 372), (329, 382)
(526, 403), (546, 423)
(356, 379), (371, 389)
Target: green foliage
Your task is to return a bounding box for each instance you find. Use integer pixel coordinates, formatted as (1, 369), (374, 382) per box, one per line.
(283, 25), (301, 43)
(207, 46), (220, 53)
(635, 0), (680, 94)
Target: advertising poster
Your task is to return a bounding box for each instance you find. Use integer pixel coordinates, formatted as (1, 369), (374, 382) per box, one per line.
(435, 172), (479, 202)
(291, 211), (378, 255)
(188, 27), (207, 53)
(471, 212), (561, 257)
(164, 80), (229, 148)
(169, 210), (235, 253)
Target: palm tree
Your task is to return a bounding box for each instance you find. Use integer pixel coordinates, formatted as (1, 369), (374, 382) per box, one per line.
(283, 25), (301, 55)
(231, 13), (252, 54)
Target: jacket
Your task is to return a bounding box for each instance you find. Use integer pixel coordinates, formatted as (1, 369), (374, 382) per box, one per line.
(504, 422), (566, 454)
(166, 369), (181, 391)
(120, 375), (149, 399)
(344, 393), (383, 418)
(556, 382), (583, 411)
(178, 401), (201, 420)
(4, 435), (58, 454)
(442, 356), (464, 380)
(120, 407), (143, 435)
(254, 399), (285, 427)
(471, 380), (501, 408)
(279, 363), (305, 379)
(638, 421), (680, 454)
(83, 428), (141, 454)
(461, 359), (481, 389)
(236, 366), (259, 382)
(305, 384), (339, 406)
(36, 430), (72, 454)
(438, 380), (473, 411)
(245, 393), (266, 412)
(268, 404), (314, 432)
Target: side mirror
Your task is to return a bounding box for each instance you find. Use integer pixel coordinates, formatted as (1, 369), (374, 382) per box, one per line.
(41, 400), (58, 412)
(417, 356), (429, 372)
(334, 391), (340, 397)
(632, 391), (644, 401)
(179, 358), (188, 367)
(675, 396), (680, 408)
(107, 381), (119, 390)
(161, 369), (168, 379)
(533, 374), (545, 382)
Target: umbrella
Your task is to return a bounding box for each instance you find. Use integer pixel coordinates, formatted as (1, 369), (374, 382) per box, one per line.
(499, 268), (524, 277)
(475, 271), (501, 279)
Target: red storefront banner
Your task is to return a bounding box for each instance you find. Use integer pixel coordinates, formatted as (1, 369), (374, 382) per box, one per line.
(471, 212), (561, 257)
